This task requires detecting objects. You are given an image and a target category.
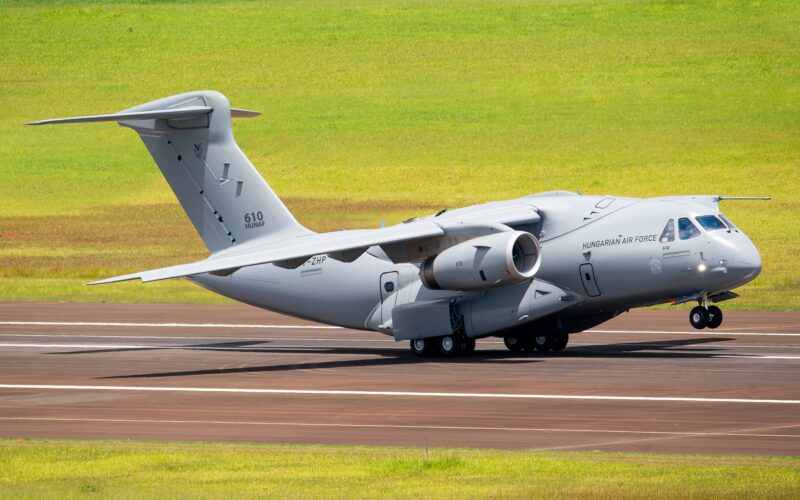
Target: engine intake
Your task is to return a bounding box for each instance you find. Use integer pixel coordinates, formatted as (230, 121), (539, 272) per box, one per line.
(420, 231), (541, 291)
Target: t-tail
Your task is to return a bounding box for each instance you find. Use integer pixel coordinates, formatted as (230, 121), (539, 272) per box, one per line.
(28, 90), (310, 252)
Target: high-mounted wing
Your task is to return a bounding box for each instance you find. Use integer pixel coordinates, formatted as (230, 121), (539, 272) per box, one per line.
(89, 220), (444, 285)
(89, 202), (544, 285)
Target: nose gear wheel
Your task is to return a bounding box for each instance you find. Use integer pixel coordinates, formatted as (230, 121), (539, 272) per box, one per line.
(707, 305), (723, 329)
(690, 306), (710, 329)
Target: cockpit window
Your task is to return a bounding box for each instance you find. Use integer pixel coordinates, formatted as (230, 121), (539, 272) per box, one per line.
(659, 219), (675, 243)
(678, 217), (701, 240)
(695, 215), (726, 231)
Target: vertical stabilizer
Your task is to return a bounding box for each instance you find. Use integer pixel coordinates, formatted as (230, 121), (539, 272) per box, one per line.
(118, 91), (309, 251)
(30, 90), (310, 252)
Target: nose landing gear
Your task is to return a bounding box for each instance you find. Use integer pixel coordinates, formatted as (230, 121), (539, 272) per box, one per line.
(689, 302), (723, 330)
(689, 306), (709, 329)
(707, 305), (723, 329)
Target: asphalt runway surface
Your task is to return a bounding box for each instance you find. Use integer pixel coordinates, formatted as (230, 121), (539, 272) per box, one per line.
(1, 301), (798, 454)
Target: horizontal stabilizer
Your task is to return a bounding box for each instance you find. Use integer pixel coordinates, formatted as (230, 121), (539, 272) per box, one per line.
(230, 108), (261, 118)
(27, 106), (213, 126)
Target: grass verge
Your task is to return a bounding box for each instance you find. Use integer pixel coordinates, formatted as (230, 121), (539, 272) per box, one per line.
(1, 0), (798, 308)
(1, 439), (799, 498)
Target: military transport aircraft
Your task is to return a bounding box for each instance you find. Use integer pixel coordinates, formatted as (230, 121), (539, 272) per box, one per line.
(29, 91), (766, 357)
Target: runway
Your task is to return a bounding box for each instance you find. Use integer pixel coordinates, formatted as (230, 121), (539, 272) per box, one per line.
(1, 302), (798, 454)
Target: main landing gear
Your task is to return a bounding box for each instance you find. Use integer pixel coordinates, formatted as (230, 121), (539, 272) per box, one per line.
(689, 303), (723, 330)
(503, 333), (569, 354)
(410, 332), (569, 357)
(410, 334), (475, 357)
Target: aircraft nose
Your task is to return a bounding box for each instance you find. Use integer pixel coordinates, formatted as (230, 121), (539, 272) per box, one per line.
(732, 241), (762, 282)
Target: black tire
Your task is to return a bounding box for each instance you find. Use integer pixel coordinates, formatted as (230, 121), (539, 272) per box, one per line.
(689, 306), (709, 329)
(504, 336), (523, 353)
(707, 306), (723, 329)
(533, 334), (552, 352)
(438, 335), (461, 357)
(410, 338), (435, 357)
(521, 336), (536, 352)
(551, 334), (569, 352)
(460, 337), (476, 355)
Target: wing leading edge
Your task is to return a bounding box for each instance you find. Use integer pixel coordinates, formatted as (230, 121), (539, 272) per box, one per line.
(88, 221), (445, 285)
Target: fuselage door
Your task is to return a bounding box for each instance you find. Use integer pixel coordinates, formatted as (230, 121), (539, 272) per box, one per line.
(380, 271), (399, 324)
(579, 263), (601, 297)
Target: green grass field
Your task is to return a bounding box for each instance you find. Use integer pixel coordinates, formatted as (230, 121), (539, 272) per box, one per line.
(1, 439), (798, 498)
(1, 0), (798, 308)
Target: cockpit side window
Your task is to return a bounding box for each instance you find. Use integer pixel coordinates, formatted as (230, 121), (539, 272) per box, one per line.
(659, 219), (675, 243)
(718, 214), (739, 232)
(678, 217), (701, 240)
(696, 215), (726, 231)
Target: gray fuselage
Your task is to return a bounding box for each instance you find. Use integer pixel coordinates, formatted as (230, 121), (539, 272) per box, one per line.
(191, 192), (762, 337)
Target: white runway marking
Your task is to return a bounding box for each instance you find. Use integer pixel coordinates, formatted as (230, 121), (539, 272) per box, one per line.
(0, 333), (392, 342)
(532, 422), (800, 452)
(718, 355), (800, 360)
(589, 329), (800, 337)
(1, 384), (798, 405)
(0, 343), (328, 353)
(1, 321), (798, 336)
(0, 416), (797, 439)
(1, 333), (800, 350)
(0, 321), (341, 330)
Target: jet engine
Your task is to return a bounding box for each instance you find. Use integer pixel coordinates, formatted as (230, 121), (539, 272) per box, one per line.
(420, 231), (541, 291)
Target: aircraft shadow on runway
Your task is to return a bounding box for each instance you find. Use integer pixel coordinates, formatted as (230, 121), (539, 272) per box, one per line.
(48, 336), (736, 380)
(49, 340), (272, 356)
(96, 345), (536, 379)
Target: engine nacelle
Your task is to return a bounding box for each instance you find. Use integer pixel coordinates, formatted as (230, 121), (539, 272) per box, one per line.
(420, 231), (541, 291)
